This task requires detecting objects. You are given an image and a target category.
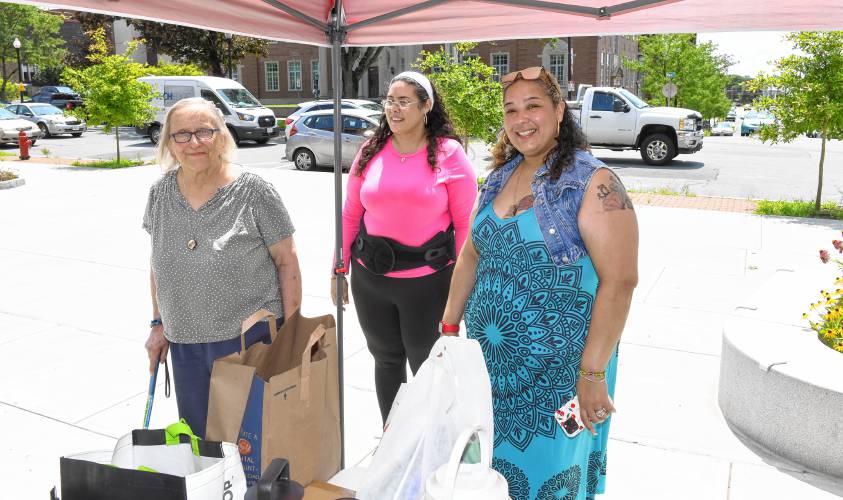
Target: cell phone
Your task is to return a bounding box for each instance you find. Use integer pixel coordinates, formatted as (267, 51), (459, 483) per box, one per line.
(554, 395), (585, 438)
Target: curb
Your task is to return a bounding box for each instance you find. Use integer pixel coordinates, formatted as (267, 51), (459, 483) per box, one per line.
(719, 318), (843, 494)
(0, 177), (25, 189)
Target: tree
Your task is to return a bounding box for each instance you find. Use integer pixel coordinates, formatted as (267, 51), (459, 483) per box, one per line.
(341, 47), (384, 98)
(414, 43), (502, 146)
(62, 29), (157, 163)
(63, 12), (116, 70)
(126, 21), (267, 76)
(747, 31), (843, 212)
(0, 5), (65, 99)
(623, 34), (732, 119)
(143, 62), (205, 77)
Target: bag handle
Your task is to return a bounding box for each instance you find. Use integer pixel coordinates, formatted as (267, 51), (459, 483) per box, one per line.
(299, 325), (328, 404)
(240, 308), (279, 352)
(165, 419), (200, 456)
(443, 426), (492, 499)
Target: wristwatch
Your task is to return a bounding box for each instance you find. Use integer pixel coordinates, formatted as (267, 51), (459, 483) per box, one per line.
(438, 320), (460, 335)
(150, 318), (163, 328)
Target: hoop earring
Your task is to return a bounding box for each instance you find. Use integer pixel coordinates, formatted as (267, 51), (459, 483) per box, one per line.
(424, 114), (428, 125)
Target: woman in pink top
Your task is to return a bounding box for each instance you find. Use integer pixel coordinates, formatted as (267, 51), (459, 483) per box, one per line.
(331, 71), (477, 422)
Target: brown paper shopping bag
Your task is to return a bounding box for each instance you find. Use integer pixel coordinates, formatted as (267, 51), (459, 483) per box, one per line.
(205, 309), (340, 487)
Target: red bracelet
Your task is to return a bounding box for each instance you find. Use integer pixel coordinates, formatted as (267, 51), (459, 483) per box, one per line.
(438, 320), (460, 334)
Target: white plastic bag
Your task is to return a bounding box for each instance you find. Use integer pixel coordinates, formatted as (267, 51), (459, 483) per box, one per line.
(357, 336), (493, 500)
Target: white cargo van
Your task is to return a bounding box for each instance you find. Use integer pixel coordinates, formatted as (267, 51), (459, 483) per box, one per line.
(135, 76), (279, 146)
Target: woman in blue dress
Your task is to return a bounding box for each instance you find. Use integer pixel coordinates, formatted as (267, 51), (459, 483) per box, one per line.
(440, 67), (638, 500)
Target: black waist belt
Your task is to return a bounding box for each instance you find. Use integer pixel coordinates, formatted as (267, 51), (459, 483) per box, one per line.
(352, 220), (455, 275)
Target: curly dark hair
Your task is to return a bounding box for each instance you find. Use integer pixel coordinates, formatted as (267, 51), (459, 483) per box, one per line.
(355, 76), (462, 175)
(490, 72), (589, 181)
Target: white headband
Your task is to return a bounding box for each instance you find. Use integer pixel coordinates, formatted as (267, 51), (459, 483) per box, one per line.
(392, 71), (434, 106)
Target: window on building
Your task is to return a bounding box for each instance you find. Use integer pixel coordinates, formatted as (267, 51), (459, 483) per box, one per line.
(549, 53), (565, 84)
(311, 60), (319, 92)
(288, 60), (302, 91)
(265, 61), (279, 91)
(458, 52), (480, 64)
(22, 64), (37, 83)
(490, 53), (509, 82)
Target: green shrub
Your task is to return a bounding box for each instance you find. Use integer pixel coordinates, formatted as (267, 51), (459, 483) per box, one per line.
(71, 158), (145, 168)
(755, 200), (843, 219)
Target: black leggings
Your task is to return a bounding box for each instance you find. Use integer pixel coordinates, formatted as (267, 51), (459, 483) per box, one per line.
(351, 259), (454, 422)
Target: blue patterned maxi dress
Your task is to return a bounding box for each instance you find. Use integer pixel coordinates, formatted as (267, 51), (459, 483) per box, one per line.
(464, 203), (618, 500)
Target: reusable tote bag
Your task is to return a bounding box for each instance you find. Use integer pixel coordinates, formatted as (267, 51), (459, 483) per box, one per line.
(60, 420), (247, 500)
(205, 309), (340, 487)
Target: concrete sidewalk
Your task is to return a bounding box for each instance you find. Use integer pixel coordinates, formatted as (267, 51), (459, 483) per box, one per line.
(1, 161), (841, 499)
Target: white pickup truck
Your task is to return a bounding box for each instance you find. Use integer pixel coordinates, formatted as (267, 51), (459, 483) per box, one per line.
(567, 85), (704, 166)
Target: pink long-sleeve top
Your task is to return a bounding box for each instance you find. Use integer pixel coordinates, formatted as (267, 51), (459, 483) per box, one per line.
(341, 137), (478, 278)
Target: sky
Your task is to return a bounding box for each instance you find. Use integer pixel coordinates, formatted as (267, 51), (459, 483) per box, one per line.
(697, 31), (796, 77)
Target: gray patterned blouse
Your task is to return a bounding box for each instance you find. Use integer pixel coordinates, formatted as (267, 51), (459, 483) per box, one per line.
(143, 170), (295, 344)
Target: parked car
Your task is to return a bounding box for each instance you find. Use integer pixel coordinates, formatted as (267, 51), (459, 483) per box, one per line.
(30, 86), (83, 109)
(285, 108), (381, 170)
(0, 107), (41, 145)
(567, 85), (703, 166)
(284, 99), (382, 139)
(725, 108), (737, 122)
(5, 102), (86, 138)
(135, 76), (279, 145)
(710, 121), (735, 136)
(740, 111), (775, 136)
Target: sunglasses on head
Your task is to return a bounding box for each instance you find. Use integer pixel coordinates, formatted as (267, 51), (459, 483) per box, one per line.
(500, 66), (561, 92)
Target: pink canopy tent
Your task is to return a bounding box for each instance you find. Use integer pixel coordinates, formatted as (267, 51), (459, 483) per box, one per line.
(10, 0), (843, 46)
(7, 0), (843, 467)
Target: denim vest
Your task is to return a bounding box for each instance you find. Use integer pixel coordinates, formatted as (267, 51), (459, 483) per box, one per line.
(477, 149), (605, 267)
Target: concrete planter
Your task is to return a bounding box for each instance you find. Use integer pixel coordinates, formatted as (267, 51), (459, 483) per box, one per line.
(719, 318), (843, 493)
(0, 176), (25, 189)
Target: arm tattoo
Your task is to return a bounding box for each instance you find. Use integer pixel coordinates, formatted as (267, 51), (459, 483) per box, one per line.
(596, 176), (634, 211)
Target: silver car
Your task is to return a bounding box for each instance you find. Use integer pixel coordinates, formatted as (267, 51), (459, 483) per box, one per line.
(6, 102), (87, 138)
(285, 109), (381, 171)
(284, 99), (382, 139)
(0, 107), (41, 145)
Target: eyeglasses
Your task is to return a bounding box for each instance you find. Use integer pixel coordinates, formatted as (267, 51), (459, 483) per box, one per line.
(500, 66), (560, 91)
(381, 99), (420, 109)
(171, 128), (219, 144)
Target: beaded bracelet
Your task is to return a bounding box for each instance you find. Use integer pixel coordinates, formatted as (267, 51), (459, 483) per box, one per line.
(578, 368), (606, 383)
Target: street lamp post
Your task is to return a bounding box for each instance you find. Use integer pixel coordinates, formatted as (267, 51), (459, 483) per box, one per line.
(13, 37), (23, 102)
(224, 33), (233, 79)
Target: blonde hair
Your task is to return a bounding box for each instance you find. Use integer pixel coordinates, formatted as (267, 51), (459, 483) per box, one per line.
(156, 97), (237, 172)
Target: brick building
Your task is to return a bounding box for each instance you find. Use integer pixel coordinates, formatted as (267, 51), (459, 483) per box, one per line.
(233, 36), (640, 104)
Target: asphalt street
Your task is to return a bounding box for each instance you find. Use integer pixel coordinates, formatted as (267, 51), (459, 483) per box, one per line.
(4, 124), (841, 203)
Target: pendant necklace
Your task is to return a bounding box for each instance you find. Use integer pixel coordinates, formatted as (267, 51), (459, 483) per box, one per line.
(395, 138), (423, 164)
(178, 172), (199, 251)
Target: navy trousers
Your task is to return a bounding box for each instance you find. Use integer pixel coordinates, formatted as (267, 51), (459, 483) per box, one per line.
(168, 318), (283, 439)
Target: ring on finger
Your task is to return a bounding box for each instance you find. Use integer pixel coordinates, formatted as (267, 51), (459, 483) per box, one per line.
(594, 408), (608, 419)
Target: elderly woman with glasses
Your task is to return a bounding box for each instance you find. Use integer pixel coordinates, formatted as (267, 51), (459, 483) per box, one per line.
(331, 72), (477, 423)
(143, 97), (301, 438)
(441, 67), (638, 499)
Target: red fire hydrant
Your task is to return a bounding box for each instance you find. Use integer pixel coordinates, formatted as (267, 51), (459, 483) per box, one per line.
(18, 129), (31, 160)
